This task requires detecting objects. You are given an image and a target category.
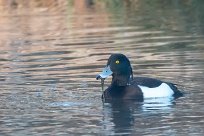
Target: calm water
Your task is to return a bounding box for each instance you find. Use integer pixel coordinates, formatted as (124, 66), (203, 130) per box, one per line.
(0, 0), (204, 135)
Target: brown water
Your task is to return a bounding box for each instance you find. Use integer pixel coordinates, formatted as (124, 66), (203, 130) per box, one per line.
(0, 0), (204, 135)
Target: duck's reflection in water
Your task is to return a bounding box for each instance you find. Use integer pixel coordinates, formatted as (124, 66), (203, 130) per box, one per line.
(102, 98), (175, 135)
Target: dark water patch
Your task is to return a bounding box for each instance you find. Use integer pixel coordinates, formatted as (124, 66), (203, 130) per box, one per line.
(89, 53), (112, 57)
(18, 62), (66, 69)
(56, 40), (114, 46)
(21, 51), (73, 57)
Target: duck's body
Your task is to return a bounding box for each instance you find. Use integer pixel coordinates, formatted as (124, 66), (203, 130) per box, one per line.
(96, 54), (183, 101)
(102, 77), (183, 101)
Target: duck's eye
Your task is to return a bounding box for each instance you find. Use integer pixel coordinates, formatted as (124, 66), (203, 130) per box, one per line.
(115, 60), (120, 64)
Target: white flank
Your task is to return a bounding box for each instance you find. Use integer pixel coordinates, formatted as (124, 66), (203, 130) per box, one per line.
(138, 83), (174, 98)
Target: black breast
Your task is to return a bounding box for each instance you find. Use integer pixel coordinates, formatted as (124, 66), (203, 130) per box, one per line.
(102, 84), (143, 101)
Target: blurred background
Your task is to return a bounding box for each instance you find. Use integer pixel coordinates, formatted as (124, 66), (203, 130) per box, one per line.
(0, 0), (204, 135)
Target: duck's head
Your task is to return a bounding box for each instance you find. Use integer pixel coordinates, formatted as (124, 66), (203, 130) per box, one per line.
(96, 54), (133, 86)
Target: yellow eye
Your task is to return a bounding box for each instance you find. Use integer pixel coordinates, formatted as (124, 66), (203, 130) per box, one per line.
(115, 60), (120, 64)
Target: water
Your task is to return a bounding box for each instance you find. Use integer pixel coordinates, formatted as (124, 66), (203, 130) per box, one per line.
(0, 0), (204, 135)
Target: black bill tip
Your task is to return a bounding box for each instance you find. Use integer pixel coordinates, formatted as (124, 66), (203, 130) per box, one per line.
(96, 74), (101, 80)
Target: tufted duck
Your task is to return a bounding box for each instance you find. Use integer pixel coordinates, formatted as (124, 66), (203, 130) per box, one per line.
(96, 54), (183, 101)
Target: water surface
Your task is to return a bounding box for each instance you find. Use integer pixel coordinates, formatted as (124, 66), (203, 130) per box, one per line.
(0, 0), (204, 135)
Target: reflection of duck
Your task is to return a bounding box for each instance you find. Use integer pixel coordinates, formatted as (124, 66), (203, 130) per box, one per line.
(96, 54), (183, 101)
(102, 100), (142, 135)
(102, 99), (175, 135)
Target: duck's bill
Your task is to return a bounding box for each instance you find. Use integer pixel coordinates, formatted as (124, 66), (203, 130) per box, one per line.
(96, 66), (113, 80)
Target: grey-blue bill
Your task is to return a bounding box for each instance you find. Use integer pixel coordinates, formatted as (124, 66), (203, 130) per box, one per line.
(96, 66), (113, 91)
